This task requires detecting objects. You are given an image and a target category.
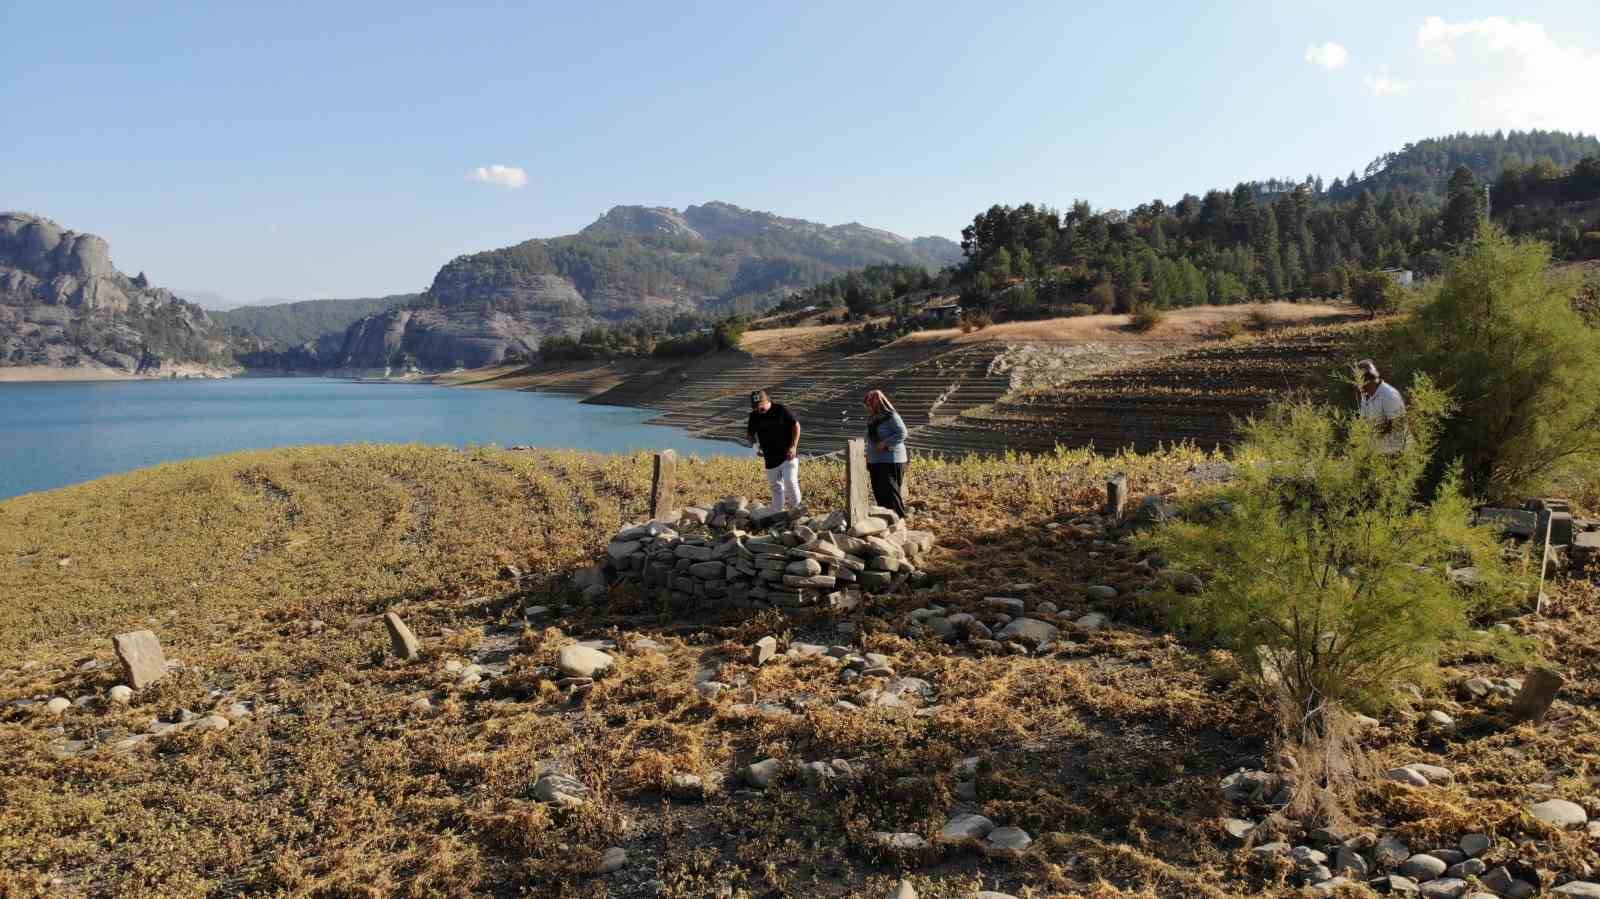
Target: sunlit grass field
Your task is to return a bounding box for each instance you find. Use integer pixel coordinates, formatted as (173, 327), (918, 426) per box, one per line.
(1, 444), (1595, 897)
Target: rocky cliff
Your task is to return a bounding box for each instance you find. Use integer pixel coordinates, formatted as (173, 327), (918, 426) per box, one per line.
(0, 212), (239, 375)
(332, 201), (963, 372)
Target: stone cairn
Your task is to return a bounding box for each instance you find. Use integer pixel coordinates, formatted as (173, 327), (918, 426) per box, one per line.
(582, 497), (936, 611)
(573, 444), (936, 609)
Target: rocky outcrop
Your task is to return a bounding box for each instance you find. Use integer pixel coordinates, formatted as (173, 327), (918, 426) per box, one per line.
(0, 212), (239, 374)
(334, 201), (962, 373)
(332, 305), (569, 371)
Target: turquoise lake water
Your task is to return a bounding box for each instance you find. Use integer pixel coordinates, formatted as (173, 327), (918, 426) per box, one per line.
(0, 378), (736, 500)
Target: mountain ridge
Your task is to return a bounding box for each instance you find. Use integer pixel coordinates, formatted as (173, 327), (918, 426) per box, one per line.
(330, 201), (961, 371)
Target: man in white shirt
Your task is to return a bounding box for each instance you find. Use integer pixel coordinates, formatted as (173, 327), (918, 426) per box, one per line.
(1355, 359), (1407, 453)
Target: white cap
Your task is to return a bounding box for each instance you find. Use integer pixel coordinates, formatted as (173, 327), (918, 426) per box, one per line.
(1355, 359), (1380, 381)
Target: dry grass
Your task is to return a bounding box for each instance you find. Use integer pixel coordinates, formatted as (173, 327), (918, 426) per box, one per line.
(739, 321), (868, 358)
(1, 444), (1595, 897)
(898, 302), (1363, 346)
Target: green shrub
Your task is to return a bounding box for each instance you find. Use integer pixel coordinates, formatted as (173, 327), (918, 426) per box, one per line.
(1128, 306), (1164, 332)
(959, 309), (993, 332)
(1246, 308), (1280, 331)
(1379, 226), (1600, 499)
(1065, 303), (1096, 318)
(1138, 377), (1517, 760)
(1349, 270), (1403, 317)
(1204, 319), (1244, 340)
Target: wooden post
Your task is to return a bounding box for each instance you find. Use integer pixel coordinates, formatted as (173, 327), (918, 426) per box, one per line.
(1535, 510), (1553, 612)
(1105, 473), (1128, 520)
(1510, 666), (1565, 723)
(650, 450), (677, 521)
(846, 438), (871, 527)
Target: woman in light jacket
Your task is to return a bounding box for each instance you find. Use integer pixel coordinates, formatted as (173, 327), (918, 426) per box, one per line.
(863, 389), (909, 518)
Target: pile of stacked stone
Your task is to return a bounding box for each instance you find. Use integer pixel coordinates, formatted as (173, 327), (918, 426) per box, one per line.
(585, 497), (935, 610)
(1477, 497), (1600, 575)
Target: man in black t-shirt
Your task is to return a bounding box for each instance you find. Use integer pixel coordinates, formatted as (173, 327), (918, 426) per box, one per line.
(745, 390), (803, 511)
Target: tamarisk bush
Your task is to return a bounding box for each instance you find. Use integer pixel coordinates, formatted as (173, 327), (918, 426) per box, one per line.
(1140, 377), (1515, 788)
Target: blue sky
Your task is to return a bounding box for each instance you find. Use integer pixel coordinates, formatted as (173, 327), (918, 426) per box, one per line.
(4, 1), (1597, 304)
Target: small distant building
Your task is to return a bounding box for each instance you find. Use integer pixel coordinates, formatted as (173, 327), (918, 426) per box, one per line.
(1380, 268), (1415, 286)
(919, 298), (963, 325)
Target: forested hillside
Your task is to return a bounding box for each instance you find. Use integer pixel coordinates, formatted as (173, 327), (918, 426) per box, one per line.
(213, 295), (415, 347)
(1326, 130), (1600, 202)
(949, 131), (1600, 317)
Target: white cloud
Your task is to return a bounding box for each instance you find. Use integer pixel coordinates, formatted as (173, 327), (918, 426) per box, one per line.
(1304, 41), (1350, 70)
(1401, 16), (1600, 131)
(468, 164), (528, 189)
(1362, 69), (1411, 96)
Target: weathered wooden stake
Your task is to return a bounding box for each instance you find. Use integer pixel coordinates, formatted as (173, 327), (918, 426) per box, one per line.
(1105, 473), (1128, 520)
(846, 438), (871, 527)
(1510, 666), (1565, 723)
(651, 450), (677, 522)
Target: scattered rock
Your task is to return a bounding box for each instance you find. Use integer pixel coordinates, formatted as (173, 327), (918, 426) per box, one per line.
(557, 645), (614, 678)
(1400, 854), (1447, 881)
(1375, 835), (1411, 868)
(940, 813), (995, 840)
(994, 617), (1057, 646)
(1223, 818), (1255, 841)
(596, 846), (627, 874)
(411, 696), (432, 712)
(191, 714), (230, 733)
(1386, 767), (1430, 787)
(1417, 879), (1469, 899)
(112, 629), (167, 689)
(986, 826), (1031, 850)
(1086, 584), (1118, 600)
(108, 685), (133, 704)
(533, 772), (589, 806)
(1553, 884), (1600, 898)
(983, 596), (1026, 615)
(383, 613), (421, 661)
(1425, 710), (1455, 729)
(1074, 612), (1108, 631)
(1445, 859), (1485, 880)
(694, 681), (727, 700)
(869, 832), (928, 852)
(743, 758), (781, 789)
(1405, 763), (1454, 784)
(1370, 874), (1421, 895)
(752, 636), (778, 665)
(1458, 833), (1490, 858)
(44, 697), (70, 715)
(1332, 847), (1369, 879)
(1530, 798), (1588, 828)
(886, 881), (918, 899)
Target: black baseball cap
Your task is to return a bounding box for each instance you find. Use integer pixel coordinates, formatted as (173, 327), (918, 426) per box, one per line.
(750, 390), (766, 406)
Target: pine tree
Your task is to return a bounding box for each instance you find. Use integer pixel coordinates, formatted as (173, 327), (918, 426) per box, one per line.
(1442, 166), (1486, 245)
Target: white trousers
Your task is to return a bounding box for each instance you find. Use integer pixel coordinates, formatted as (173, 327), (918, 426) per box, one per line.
(764, 458), (802, 511)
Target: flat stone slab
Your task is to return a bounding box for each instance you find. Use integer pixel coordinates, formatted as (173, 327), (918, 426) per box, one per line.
(1477, 507), (1537, 538)
(557, 645), (614, 678)
(113, 630), (167, 689)
(1531, 798), (1588, 827)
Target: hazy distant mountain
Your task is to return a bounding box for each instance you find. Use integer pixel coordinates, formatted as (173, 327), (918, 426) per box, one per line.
(333, 201), (962, 371)
(0, 212), (240, 374)
(173, 287), (237, 310)
(213, 295), (416, 347)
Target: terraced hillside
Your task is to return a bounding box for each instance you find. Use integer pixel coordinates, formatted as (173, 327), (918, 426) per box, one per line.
(917, 327), (1360, 456)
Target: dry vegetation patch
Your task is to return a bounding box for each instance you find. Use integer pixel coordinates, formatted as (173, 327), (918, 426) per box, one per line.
(1, 445), (1595, 897)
